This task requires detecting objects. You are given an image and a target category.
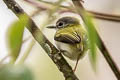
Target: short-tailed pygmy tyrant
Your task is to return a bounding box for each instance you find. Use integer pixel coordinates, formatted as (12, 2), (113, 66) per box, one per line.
(47, 17), (88, 71)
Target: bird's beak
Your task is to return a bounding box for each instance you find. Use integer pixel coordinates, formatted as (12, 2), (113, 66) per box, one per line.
(46, 26), (56, 29)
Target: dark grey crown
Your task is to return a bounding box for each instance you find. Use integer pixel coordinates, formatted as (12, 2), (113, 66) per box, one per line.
(56, 17), (79, 28)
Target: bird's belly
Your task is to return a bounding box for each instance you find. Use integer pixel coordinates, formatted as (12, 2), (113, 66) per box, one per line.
(55, 41), (80, 60)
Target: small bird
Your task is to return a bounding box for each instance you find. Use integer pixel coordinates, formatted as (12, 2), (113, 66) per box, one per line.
(47, 17), (88, 71)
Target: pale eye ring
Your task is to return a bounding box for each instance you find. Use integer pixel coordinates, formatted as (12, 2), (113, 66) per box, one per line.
(57, 21), (64, 28)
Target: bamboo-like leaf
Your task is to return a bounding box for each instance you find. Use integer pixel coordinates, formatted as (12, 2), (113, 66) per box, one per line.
(7, 14), (29, 63)
(82, 12), (99, 70)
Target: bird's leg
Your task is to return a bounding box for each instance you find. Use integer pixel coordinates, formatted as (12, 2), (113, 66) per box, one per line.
(73, 54), (81, 72)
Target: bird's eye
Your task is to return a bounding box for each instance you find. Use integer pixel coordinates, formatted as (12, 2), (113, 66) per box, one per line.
(57, 21), (64, 28)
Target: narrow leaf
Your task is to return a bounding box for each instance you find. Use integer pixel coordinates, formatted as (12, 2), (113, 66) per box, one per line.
(83, 12), (99, 71)
(7, 14), (29, 63)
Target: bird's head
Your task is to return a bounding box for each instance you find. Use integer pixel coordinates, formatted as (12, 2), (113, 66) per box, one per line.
(47, 17), (80, 29)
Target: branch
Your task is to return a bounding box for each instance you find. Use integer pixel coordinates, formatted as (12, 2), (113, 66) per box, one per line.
(71, 0), (120, 79)
(24, 0), (120, 22)
(89, 11), (120, 22)
(3, 0), (79, 80)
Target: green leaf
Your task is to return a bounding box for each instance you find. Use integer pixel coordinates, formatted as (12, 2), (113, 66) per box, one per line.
(0, 65), (33, 80)
(82, 12), (99, 71)
(7, 14), (29, 63)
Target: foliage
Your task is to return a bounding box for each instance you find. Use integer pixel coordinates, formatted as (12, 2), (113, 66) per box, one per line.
(6, 14), (29, 63)
(0, 65), (33, 80)
(2, 0), (120, 80)
(82, 12), (98, 70)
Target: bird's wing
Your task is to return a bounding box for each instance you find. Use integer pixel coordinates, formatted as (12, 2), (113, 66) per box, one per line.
(54, 32), (81, 44)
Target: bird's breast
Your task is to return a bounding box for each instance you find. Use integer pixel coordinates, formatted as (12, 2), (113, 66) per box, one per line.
(55, 41), (80, 60)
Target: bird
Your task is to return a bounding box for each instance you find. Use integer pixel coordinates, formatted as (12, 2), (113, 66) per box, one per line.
(47, 17), (88, 71)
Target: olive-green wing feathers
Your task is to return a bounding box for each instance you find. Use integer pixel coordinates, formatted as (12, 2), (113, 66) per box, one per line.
(54, 32), (81, 44)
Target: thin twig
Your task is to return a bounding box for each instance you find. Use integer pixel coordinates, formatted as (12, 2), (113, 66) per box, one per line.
(24, 0), (120, 22)
(16, 39), (35, 65)
(89, 11), (120, 22)
(30, 9), (41, 17)
(24, 0), (48, 10)
(0, 55), (10, 64)
(72, 0), (120, 79)
(22, 36), (31, 43)
(3, 0), (79, 80)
